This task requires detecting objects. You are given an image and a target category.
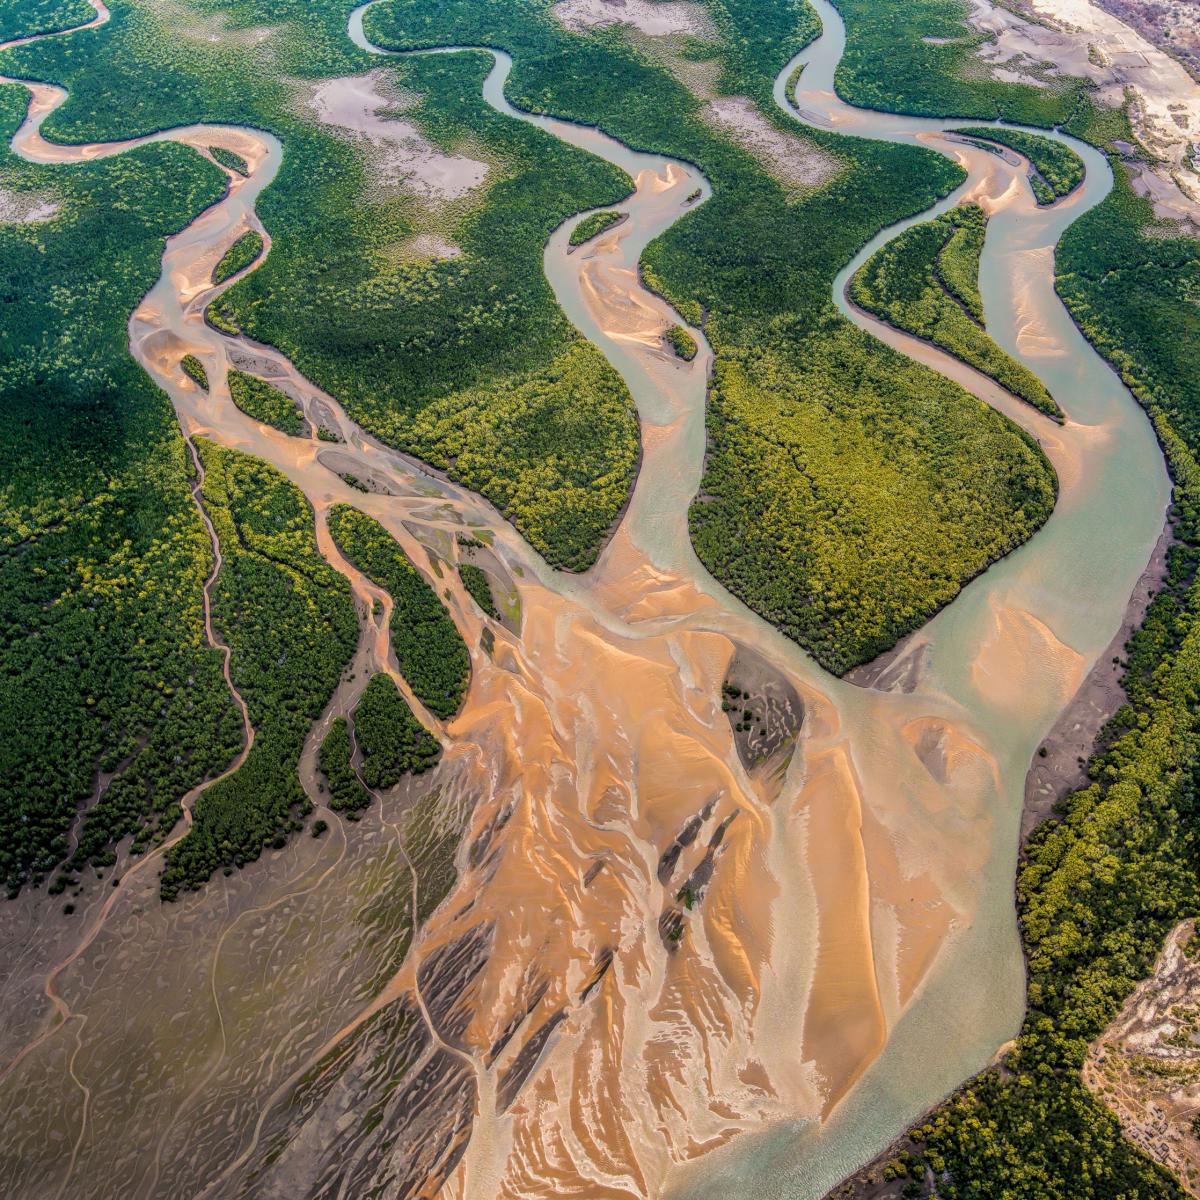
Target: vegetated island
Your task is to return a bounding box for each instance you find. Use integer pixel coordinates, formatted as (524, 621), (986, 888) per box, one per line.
(213, 228), (264, 285)
(181, 353), (208, 391)
(227, 369), (304, 436)
(317, 717), (371, 814)
(205, 295), (239, 335)
(849, 202), (1064, 419)
(665, 324), (698, 361)
(459, 562), (499, 617)
(208, 144), (248, 176)
(327, 504), (469, 720)
(569, 208), (625, 247)
(951, 126), (1086, 204)
(353, 671), (440, 788)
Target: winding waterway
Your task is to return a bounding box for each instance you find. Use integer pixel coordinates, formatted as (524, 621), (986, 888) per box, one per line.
(0, 0), (1173, 1197)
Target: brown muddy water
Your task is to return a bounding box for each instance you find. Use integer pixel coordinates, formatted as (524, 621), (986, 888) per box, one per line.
(0, 0), (1171, 1197)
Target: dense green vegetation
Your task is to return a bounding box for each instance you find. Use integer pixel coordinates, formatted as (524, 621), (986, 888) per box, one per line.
(0, 0), (93, 42)
(208, 144), (248, 176)
(1, 0), (1109, 679)
(688, 329), (1058, 670)
(569, 208), (623, 246)
(832, 0), (1092, 127)
(831, 0), (1134, 149)
(212, 228), (264, 284)
(353, 672), (440, 788)
(850, 203), (1062, 418)
(823, 0), (1200, 1195)
(181, 353), (209, 391)
(0, 84), (245, 895)
(952, 126), (1086, 205)
(317, 717), (371, 814)
(160, 443), (358, 899)
(7, 0), (1075, 671)
(458, 562), (498, 618)
(365, 0), (1066, 673)
(665, 324), (698, 361)
(227, 369), (305, 436)
(205, 298), (240, 335)
(0, 0), (1163, 929)
(327, 505), (469, 720)
(4, 0), (641, 573)
(935, 203), (985, 322)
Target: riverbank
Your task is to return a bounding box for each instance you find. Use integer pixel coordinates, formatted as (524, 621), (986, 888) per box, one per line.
(1022, 515), (1173, 840)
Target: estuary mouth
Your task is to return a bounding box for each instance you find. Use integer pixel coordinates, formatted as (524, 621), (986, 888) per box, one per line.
(0, 0), (1176, 1197)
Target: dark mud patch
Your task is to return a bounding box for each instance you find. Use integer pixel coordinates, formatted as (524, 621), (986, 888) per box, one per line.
(722, 645), (803, 778)
(316, 450), (395, 495)
(1022, 517), (1172, 841)
(845, 634), (930, 693)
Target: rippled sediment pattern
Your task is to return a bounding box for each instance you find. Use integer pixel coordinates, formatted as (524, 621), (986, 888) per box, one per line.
(0, 0), (1173, 1197)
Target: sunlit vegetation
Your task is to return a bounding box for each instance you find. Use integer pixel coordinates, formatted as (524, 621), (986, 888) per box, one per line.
(952, 125), (1086, 204)
(181, 353), (209, 391)
(0, 0), (1095, 670)
(0, 86), (243, 896)
(366, 0), (1059, 673)
(160, 442), (358, 899)
(213, 50), (641, 571)
(8, 0), (1055, 668)
(850, 203), (1063, 418)
(205, 298), (240, 335)
(665, 324), (698, 361)
(832, 0), (1093, 127)
(317, 717), (371, 813)
(0, 0), (93, 41)
(569, 208), (623, 246)
(227, 369), (304, 435)
(4, 0), (640, 572)
(212, 228), (264, 284)
(936, 204), (985, 322)
(327, 505), (468, 719)
(0, 0), (1165, 932)
(353, 672), (440, 788)
(458, 562), (498, 617)
(689, 328), (1057, 671)
(822, 1), (1200, 1193)
(208, 144), (248, 177)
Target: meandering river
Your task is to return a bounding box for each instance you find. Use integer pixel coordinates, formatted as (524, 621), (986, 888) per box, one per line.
(0, 0), (1171, 1197)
